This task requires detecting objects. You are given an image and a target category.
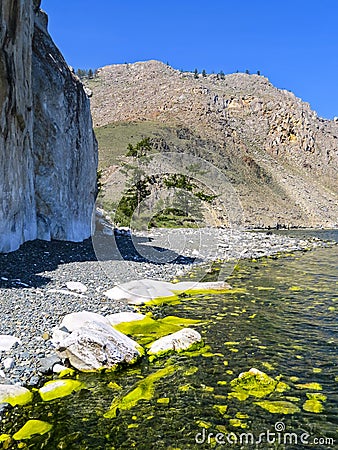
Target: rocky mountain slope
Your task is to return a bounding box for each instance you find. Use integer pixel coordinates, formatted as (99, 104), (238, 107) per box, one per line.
(87, 60), (338, 228)
(0, 0), (97, 253)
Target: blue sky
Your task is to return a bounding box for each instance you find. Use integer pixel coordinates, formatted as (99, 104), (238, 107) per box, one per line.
(42, 0), (338, 119)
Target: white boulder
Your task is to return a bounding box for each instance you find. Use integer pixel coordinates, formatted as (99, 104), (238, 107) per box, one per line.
(0, 335), (21, 351)
(106, 312), (146, 326)
(65, 281), (88, 294)
(104, 279), (231, 305)
(55, 321), (142, 371)
(58, 311), (111, 333)
(148, 328), (202, 356)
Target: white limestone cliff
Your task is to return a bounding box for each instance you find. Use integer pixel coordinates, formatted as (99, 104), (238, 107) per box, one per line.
(0, 0), (97, 252)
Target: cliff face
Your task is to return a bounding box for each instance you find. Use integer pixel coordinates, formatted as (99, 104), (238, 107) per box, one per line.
(88, 60), (338, 228)
(0, 0), (97, 252)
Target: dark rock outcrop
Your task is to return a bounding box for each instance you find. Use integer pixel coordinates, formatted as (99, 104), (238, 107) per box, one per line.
(0, 0), (97, 252)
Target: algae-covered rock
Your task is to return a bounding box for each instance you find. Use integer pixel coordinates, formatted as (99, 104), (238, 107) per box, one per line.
(213, 404), (228, 416)
(13, 420), (52, 440)
(230, 368), (287, 398)
(255, 400), (300, 414)
(0, 385), (33, 407)
(148, 328), (202, 357)
(302, 393), (326, 413)
(303, 399), (324, 413)
(114, 315), (200, 347)
(104, 279), (231, 305)
(104, 365), (177, 418)
(38, 379), (84, 401)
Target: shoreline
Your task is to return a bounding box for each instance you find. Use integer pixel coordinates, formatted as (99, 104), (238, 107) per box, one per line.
(0, 227), (333, 388)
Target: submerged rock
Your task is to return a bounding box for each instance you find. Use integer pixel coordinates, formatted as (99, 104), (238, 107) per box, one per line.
(13, 420), (52, 440)
(230, 368), (289, 399)
(148, 328), (202, 357)
(38, 379), (84, 401)
(255, 400), (300, 414)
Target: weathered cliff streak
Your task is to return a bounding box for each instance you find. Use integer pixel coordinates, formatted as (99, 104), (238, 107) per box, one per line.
(0, 0), (97, 252)
(32, 8), (97, 241)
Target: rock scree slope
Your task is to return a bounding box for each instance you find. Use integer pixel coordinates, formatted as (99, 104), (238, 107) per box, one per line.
(88, 60), (338, 228)
(0, 0), (97, 253)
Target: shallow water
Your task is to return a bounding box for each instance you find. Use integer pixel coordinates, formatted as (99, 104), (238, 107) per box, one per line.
(1, 233), (337, 449)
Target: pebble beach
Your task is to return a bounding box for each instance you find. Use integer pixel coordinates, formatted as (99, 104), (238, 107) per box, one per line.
(0, 227), (326, 388)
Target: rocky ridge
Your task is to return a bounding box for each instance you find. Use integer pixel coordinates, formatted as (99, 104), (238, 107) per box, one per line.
(87, 60), (338, 228)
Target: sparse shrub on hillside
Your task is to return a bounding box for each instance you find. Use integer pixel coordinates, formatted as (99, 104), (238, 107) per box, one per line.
(194, 68), (199, 79)
(113, 138), (217, 228)
(202, 69), (207, 77)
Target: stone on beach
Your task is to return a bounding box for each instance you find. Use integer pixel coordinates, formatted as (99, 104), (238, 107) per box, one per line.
(0, 335), (21, 352)
(148, 328), (202, 356)
(0, 385), (33, 407)
(58, 311), (111, 333)
(104, 279), (231, 305)
(65, 281), (88, 293)
(54, 320), (142, 371)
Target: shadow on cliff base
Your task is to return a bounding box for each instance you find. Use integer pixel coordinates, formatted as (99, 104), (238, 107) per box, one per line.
(0, 231), (196, 289)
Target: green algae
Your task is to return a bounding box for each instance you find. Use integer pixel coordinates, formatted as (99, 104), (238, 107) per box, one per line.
(157, 397), (170, 404)
(183, 366), (198, 376)
(160, 316), (201, 327)
(229, 418), (247, 428)
(107, 382), (122, 390)
(38, 379), (84, 401)
(58, 368), (75, 378)
(180, 344), (211, 357)
(230, 369), (285, 399)
(255, 400), (300, 414)
(286, 396), (301, 402)
(114, 315), (200, 347)
(114, 316), (182, 345)
(13, 420), (52, 440)
(104, 366), (177, 418)
(306, 392), (327, 402)
(195, 420), (212, 429)
(213, 404), (228, 415)
(295, 382), (322, 390)
(228, 391), (249, 401)
(178, 384), (194, 392)
(303, 399), (324, 413)
(261, 362), (275, 371)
